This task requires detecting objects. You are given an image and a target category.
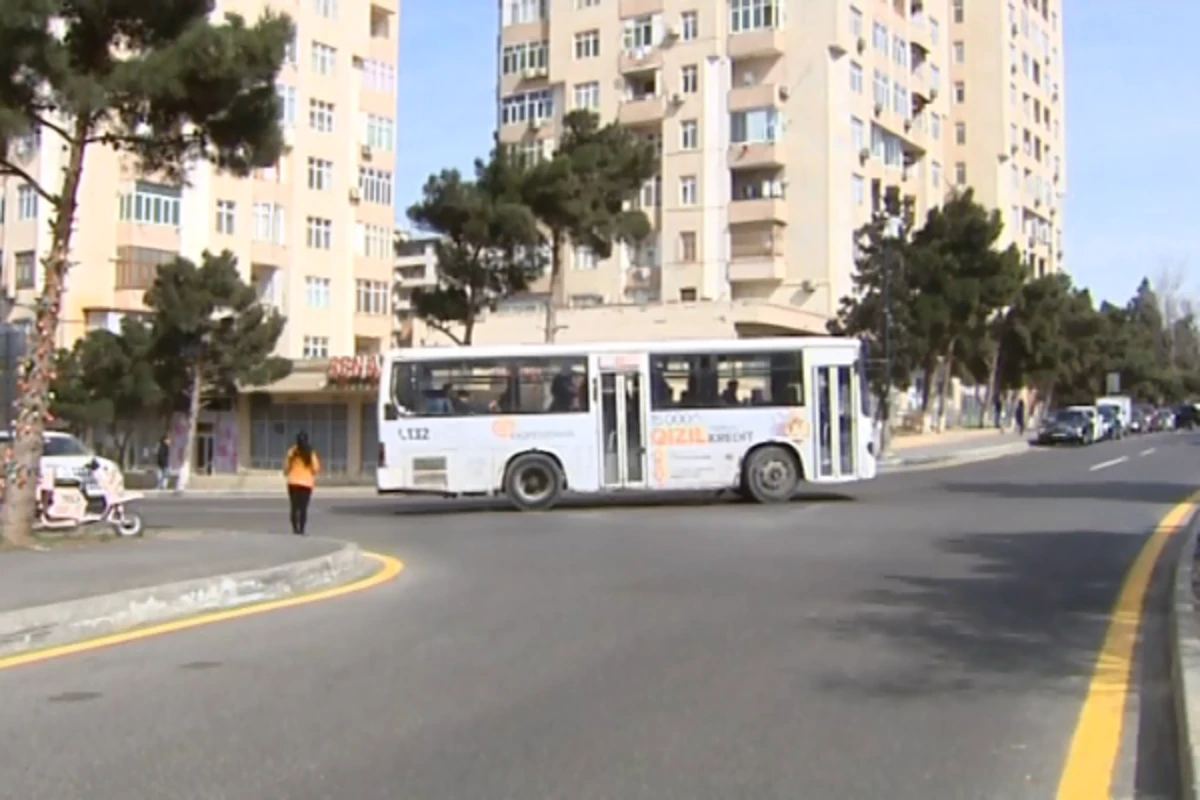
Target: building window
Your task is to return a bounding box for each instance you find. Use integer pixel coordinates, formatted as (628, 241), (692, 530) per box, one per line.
(573, 81), (600, 110)
(276, 84), (296, 127)
(681, 65), (698, 93)
(930, 18), (940, 43)
(362, 59), (396, 92)
(17, 185), (36, 220)
(314, 0), (336, 18)
(893, 36), (908, 68)
(572, 245), (598, 270)
(253, 202), (286, 244)
(954, 121), (966, 144)
(306, 276), (331, 308)
(872, 22), (888, 53)
(306, 217), (332, 249)
(355, 279), (389, 315)
(952, 0), (963, 23)
(681, 11), (698, 40)
(730, 0), (780, 33)
(850, 62), (863, 93)
(623, 15), (655, 50)
(852, 174), (864, 205)
(309, 99), (335, 131)
(215, 200), (236, 234)
(679, 119), (698, 150)
(873, 69), (888, 108)
(500, 89), (555, 126)
(311, 42), (336, 75)
(364, 114), (394, 151)
(118, 181), (181, 227)
(850, 6), (862, 37)
(307, 158), (333, 191)
(930, 112), (941, 139)
(15, 251), (35, 289)
(637, 176), (661, 209)
(680, 288), (697, 302)
(954, 162), (966, 185)
(932, 161), (942, 187)
(678, 231), (696, 262)
(730, 108), (780, 143)
(953, 81), (965, 103)
(953, 41), (964, 62)
(302, 336), (330, 359)
(851, 116), (864, 152)
(679, 175), (697, 205)
(114, 246), (176, 290)
(358, 167), (393, 205)
(574, 30), (600, 59)
(358, 222), (392, 258)
(502, 0), (548, 25)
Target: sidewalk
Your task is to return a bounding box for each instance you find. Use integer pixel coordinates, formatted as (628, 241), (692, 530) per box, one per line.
(885, 428), (1031, 469)
(0, 530), (373, 659)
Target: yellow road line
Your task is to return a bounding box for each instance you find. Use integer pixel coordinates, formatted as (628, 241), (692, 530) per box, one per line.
(1056, 490), (1200, 798)
(0, 551), (403, 672)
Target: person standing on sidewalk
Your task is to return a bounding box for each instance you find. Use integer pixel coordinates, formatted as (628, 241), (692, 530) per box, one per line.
(156, 435), (171, 490)
(283, 432), (320, 535)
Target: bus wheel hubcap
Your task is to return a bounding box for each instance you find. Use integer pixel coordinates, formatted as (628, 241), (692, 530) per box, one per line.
(761, 460), (789, 490)
(521, 469), (548, 498)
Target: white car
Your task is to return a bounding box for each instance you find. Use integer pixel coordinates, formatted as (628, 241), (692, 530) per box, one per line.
(0, 431), (121, 482)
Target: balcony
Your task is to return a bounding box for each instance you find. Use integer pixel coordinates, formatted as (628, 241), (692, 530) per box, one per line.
(729, 141), (784, 169)
(728, 27), (785, 58)
(728, 83), (783, 112)
(618, 0), (663, 15)
(619, 47), (662, 74)
(729, 223), (786, 283)
(618, 95), (666, 125)
(501, 19), (549, 46)
(729, 197), (788, 226)
(728, 256), (786, 283)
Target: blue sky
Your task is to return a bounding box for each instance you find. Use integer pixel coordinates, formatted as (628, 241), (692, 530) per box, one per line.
(396, 0), (1198, 306)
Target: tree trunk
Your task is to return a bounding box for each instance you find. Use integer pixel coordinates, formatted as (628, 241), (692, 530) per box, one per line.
(542, 232), (564, 343)
(981, 339), (1002, 428)
(174, 369), (203, 494)
(1, 121), (90, 547)
(463, 310), (475, 345)
(936, 342), (956, 432)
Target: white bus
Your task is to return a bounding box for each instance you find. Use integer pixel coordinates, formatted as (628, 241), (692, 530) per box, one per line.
(376, 337), (877, 510)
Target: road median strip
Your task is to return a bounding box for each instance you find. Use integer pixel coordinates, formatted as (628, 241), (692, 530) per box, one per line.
(0, 538), (388, 665)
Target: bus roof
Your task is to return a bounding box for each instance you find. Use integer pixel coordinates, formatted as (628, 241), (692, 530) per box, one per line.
(385, 336), (861, 363)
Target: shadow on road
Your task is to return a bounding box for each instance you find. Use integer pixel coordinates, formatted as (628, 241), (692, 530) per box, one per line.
(326, 489), (857, 518)
(939, 481), (1198, 506)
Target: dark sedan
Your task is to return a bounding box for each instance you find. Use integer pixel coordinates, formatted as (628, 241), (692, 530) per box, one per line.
(1037, 409), (1092, 445)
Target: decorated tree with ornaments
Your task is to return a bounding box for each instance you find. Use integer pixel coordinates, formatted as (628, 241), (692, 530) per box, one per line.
(0, 1), (292, 545)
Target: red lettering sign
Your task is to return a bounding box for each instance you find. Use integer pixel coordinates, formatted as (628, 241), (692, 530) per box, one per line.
(327, 355), (382, 383)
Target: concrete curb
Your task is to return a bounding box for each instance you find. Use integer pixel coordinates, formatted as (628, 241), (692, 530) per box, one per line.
(882, 440), (1032, 471)
(145, 487), (377, 499)
(1171, 515), (1200, 800)
(0, 539), (370, 659)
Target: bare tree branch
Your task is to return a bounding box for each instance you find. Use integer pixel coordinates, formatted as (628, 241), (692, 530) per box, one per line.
(28, 111), (76, 145)
(422, 318), (463, 345)
(0, 161), (57, 204)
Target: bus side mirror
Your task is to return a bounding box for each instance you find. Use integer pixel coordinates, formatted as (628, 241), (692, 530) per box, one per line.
(384, 402), (399, 421)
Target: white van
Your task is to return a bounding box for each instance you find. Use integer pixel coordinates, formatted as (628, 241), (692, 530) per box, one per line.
(0, 431), (123, 481)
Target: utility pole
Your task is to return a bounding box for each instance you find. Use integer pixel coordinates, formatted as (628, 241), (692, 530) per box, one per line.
(879, 216), (903, 460)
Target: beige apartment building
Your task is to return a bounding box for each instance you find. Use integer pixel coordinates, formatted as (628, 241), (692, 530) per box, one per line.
(0, 0), (399, 478)
(406, 0), (1064, 347)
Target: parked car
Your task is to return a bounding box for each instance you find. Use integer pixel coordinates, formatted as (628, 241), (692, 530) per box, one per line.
(1037, 408), (1094, 445)
(1096, 404), (1123, 439)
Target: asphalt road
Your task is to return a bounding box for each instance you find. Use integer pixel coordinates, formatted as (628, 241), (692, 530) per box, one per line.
(1, 432), (1196, 799)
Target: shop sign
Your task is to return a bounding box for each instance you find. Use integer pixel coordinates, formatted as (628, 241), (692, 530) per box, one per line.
(327, 355), (382, 383)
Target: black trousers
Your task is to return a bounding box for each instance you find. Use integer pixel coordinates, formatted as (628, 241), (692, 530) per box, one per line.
(287, 484), (313, 534)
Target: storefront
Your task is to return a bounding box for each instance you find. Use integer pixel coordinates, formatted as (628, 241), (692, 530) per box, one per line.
(172, 356), (383, 480)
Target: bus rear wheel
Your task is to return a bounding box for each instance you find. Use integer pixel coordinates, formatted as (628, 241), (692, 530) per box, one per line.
(743, 445), (800, 504)
(504, 453), (564, 511)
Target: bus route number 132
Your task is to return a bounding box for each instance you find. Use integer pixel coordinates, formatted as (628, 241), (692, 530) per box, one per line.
(397, 427), (430, 441)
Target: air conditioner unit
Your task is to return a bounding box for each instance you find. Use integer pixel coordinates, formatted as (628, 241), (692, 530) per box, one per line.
(361, 144), (373, 160)
(856, 37), (866, 54)
(1010, 63), (1017, 74)
(873, 102), (883, 117)
(778, 85), (790, 101)
(663, 26), (679, 41)
(858, 147), (871, 163)
(929, 87), (938, 99)
(903, 118), (912, 131)
(1010, 143), (1018, 155)
(348, 187), (361, 202)
(1011, 23), (1019, 36)
(669, 92), (683, 105)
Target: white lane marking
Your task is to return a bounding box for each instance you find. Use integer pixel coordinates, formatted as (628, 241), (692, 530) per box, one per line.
(1140, 448), (1156, 457)
(1090, 456), (1129, 472)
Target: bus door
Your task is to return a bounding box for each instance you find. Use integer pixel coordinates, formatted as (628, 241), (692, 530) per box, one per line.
(812, 358), (859, 479)
(593, 353), (649, 489)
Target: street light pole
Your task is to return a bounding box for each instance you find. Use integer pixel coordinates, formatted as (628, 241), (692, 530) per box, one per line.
(880, 216), (903, 460)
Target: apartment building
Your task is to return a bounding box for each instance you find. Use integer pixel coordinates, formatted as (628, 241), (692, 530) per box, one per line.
(402, 0), (1063, 348)
(0, 0), (400, 478)
(948, 0), (1064, 277)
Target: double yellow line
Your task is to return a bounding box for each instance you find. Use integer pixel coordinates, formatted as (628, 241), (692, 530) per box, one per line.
(0, 552), (404, 671)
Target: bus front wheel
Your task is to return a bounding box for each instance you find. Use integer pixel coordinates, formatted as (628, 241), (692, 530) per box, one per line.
(504, 453), (564, 511)
(743, 445), (800, 504)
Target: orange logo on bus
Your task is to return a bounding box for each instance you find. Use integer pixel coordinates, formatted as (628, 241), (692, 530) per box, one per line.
(782, 412), (810, 441)
(491, 418), (516, 438)
(650, 426), (708, 446)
